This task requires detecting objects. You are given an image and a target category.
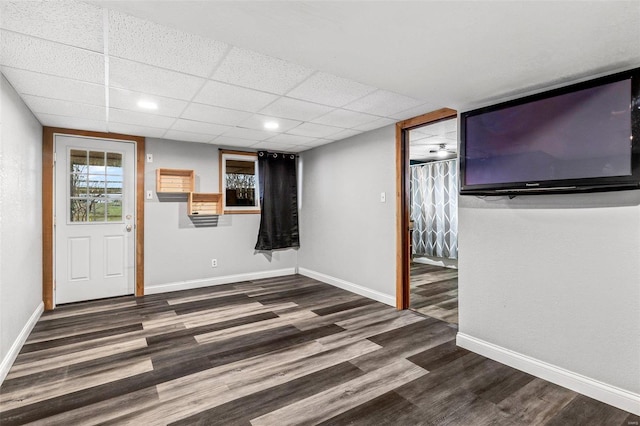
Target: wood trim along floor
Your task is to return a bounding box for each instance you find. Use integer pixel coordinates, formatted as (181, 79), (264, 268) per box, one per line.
(42, 127), (145, 310)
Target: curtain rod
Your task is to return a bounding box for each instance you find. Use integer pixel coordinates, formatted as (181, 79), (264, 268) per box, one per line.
(410, 158), (457, 167)
(218, 148), (299, 158)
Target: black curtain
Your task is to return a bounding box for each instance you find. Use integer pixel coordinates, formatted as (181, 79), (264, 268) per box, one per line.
(255, 151), (300, 251)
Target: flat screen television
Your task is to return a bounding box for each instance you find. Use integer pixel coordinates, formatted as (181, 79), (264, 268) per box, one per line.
(459, 67), (640, 195)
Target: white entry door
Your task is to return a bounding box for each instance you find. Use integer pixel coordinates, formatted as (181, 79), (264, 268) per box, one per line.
(55, 135), (136, 304)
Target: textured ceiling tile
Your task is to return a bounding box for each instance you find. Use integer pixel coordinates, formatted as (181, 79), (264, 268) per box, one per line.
(1, 31), (104, 83)
(250, 141), (299, 152)
(164, 129), (215, 144)
(286, 72), (376, 107)
(36, 113), (107, 133)
(324, 128), (362, 141)
(108, 11), (228, 77)
(391, 103), (440, 120)
(240, 114), (302, 133)
(221, 127), (274, 141)
(211, 47), (314, 94)
(1, 67), (105, 106)
(22, 94), (106, 122)
(286, 122), (344, 138)
(343, 89), (425, 116)
(212, 136), (257, 148)
(181, 103), (252, 126)
(293, 145), (313, 152)
(107, 122), (167, 138)
(109, 107), (176, 128)
(109, 58), (205, 100)
(299, 138), (335, 148)
(193, 80), (278, 112)
(0, 1), (103, 52)
(264, 133), (317, 145)
(109, 88), (188, 117)
(352, 117), (396, 131)
(259, 97), (334, 121)
(170, 119), (232, 136)
(311, 108), (379, 128)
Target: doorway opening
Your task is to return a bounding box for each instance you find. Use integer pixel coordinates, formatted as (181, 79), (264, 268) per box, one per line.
(396, 108), (458, 324)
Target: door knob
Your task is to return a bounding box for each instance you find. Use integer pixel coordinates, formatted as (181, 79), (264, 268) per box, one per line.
(125, 224), (132, 232)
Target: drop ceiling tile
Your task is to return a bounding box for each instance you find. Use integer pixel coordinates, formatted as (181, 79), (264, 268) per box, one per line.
(286, 72), (376, 107)
(181, 103), (252, 126)
(1, 67), (105, 106)
(259, 97), (334, 121)
(36, 113), (107, 133)
(300, 138), (335, 148)
(110, 88), (188, 117)
(240, 114), (302, 133)
(109, 57), (205, 101)
(311, 109), (379, 128)
(212, 47), (314, 94)
(0, 1), (103, 52)
(265, 133), (317, 145)
(193, 80), (278, 112)
(352, 117), (396, 132)
(221, 127), (274, 141)
(344, 89), (425, 116)
(250, 141), (299, 153)
(170, 119), (233, 136)
(293, 145), (314, 152)
(109, 11), (228, 77)
(164, 130), (215, 144)
(22, 95), (106, 122)
(212, 136), (257, 148)
(1, 31), (104, 84)
(286, 122), (344, 138)
(107, 122), (167, 139)
(391, 103), (440, 120)
(109, 108), (176, 129)
(324, 128), (363, 141)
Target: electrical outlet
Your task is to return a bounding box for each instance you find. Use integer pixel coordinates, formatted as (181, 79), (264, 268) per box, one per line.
(146, 190), (153, 200)
(211, 259), (218, 268)
(146, 153), (153, 163)
(380, 192), (386, 203)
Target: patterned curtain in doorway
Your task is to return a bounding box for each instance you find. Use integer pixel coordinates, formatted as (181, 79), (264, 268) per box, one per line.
(411, 160), (458, 259)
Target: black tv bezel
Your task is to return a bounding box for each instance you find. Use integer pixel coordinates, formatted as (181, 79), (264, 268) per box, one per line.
(459, 67), (640, 196)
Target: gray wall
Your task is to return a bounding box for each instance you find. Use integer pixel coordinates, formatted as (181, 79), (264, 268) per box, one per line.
(458, 191), (640, 394)
(144, 138), (297, 291)
(0, 75), (43, 372)
(297, 125), (396, 302)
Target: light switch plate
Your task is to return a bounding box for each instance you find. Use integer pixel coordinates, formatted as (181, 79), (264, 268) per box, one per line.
(146, 153), (153, 163)
(380, 192), (386, 203)
(146, 190), (153, 200)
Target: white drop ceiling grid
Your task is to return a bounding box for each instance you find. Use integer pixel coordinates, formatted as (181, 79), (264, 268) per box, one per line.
(409, 117), (458, 162)
(0, 1), (439, 152)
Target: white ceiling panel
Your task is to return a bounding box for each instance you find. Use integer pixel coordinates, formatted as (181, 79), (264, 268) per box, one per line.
(109, 88), (188, 117)
(108, 122), (167, 138)
(170, 119), (232, 136)
(0, 31), (104, 84)
(181, 103), (252, 126)
(109, 57), (205, 100)
(1, 67), (105, 107)
(311, 108), (379, 129)
(286, 122), (344, 138)
(108, 11), (228, 77)
(258, 97), (334, 122)
(22, 95), (106, 122)
(164, 129), (215, 144)
(298, 138), (334, 148)
(212, 47), (314, 95)
(36, 113), (108, 133)
(264, 133), (317, 145)
(221, 127), (275, 142)
(250, 141), (299, 153)
(351, 117), (396, 132)
(109, 107), (176, 129)
(240, 114), (302, 133)
(293, 145), (313, 152)
(212, 136), (258, 148)
(344, 89), (425, 116)
(0, 1), (104, 52)
(324, 128), (362, 141)
(286, 72), (376, 107)
(392, 103), (440, 121)
(193, 80), (279, 112)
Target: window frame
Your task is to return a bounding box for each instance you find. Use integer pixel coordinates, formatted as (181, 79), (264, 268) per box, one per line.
(219, 150), (260, 214)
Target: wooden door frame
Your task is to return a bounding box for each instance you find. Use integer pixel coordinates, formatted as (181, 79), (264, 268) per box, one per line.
(43, 127), (145, 310)
(395, 108), (457, 309)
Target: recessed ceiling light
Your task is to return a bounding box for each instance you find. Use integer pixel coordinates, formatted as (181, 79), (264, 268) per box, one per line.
(264, 121), (279, 130)
(137, 100), (158, 110)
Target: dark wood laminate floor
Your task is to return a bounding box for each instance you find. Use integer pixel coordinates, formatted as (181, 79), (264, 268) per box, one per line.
(410, 262), (458, 324)
(1, 274), (636, 425)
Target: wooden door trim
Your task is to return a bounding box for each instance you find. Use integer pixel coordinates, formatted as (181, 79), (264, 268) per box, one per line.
(395, 108), (457, 310)
(43, 127), (145, 310)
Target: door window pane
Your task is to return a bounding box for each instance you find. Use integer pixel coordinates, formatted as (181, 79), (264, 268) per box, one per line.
(70, 199), (88, 222)
(106, 199), (122, 222)
(70, 149), (87, 173)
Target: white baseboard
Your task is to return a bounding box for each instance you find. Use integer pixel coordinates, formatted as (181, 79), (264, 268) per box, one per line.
(298, 267), (395, 307)
(456, 333), (640, 416)
(145, 268), (297, 294)
(0, 302), (43, 385)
